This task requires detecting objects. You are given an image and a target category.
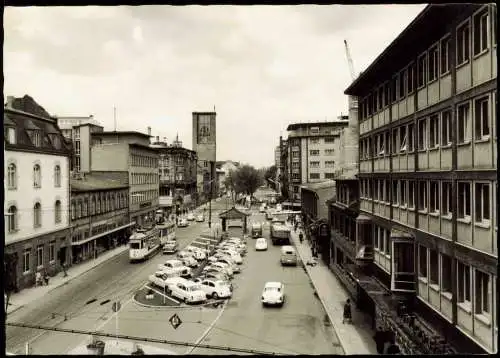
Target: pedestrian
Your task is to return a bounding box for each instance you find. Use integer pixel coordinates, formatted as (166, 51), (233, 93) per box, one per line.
(35, 271), (43, 286)
(342, 299), (352, 324)
(299, 232), (304, 243)
(43, 271), (50, 285)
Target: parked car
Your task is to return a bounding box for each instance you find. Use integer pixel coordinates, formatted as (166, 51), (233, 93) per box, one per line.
(216, 256), (240, 273)
(203, 264), (234, 278)
(163, 240), (178, 254)
(217, 248), (244, 263)
(198, 279), (232, 299)
(187, 213), (195, 221)
(261, 281), (285, 307)
(195, 214), (205, 222)
(158, 259), (192, 278)
(177, 251), (199, 268)
(255, 238), (268, 251)
(208, 261), (234, 276)
(201, 270), (233, 284)
(178, 218), (189, 227)
(167, 278), (207, 304)
(148, 271), (180, 288)
(184, 246), (207, 261)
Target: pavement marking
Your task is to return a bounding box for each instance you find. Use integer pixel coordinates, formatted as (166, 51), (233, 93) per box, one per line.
(183, 299), (228, 355)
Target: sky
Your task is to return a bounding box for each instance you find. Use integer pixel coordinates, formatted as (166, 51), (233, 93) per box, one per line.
(4, 4), (427, 168)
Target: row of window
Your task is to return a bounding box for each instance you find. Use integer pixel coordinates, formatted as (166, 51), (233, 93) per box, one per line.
(310, 172), (336, 180)
(360, 179), (491, 224)
(7, 163), (62, 190)
(308, 160), (336, 168)
(359, 5), (496, 121)
(131, 154), (157, 168)
(418, 245), (492, 316)
(5, 127), (62, 149)
(359, 94), (494, 160)
(72, 221), (125, 243)
(7, 201), (63, 233)
(309, 149), (335, 156)
(131, 190), (158, 203)
(309, 137), (336, 144)
(131, 173), (158, 185)
(71, 191), (128, 220)
(22, 242), (57, 273)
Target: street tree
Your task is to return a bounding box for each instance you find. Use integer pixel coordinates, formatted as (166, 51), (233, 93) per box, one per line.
(233, 164), (262, 198)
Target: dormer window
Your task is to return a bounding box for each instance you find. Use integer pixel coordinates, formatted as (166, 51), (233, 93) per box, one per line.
(48, 133), (61, 149)
(6, 127), (17, 144)
(27, 129), (42, 147)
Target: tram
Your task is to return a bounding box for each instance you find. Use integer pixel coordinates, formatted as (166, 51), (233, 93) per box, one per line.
(157, 220), (176, 245)
(129, 226), (161, 262)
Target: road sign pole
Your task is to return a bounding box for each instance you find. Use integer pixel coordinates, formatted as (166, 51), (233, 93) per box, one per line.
(115, 311), (119, 346)
(164, 285), (166, 305)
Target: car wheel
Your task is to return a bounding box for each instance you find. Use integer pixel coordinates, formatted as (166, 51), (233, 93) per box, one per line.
(212, 292), (219, 299)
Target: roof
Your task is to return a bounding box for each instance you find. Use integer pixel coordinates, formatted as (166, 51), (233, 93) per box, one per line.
(344, 4), (479, 96)
(94, 131), (152, 138)
(5, 95), (54, 121)
(129, 142), (159, 151)
(70, 175), (128, 192)
(264, 282), (282, 288)
(301, 180), (336, 191)
(286, 120), (349, 131)
(218, 206), (251, 219)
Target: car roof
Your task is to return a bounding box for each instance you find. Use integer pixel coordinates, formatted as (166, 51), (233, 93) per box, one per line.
(264, 281), (283, 288)
(257, 237), (266, 241)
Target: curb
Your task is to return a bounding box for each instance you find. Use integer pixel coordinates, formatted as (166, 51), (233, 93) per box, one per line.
(132, 296), (225, 310)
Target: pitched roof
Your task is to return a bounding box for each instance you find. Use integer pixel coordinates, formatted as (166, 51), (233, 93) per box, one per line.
(218, 206), (251, 219)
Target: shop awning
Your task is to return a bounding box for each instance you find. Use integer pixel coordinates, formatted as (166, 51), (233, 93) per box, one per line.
(71, 222), (135, 246)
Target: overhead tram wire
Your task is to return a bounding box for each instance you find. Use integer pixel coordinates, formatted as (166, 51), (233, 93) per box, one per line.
(6, 322), (282, 356)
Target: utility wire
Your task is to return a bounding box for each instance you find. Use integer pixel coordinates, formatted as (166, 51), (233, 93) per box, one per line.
(6, 322), (282, 355)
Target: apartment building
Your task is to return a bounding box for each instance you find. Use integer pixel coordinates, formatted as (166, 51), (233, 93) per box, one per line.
(344, 4), (497, 354)
(285, 120), (348, 200)
(4, 95), (72, 291)
(90, 131), (159, 228)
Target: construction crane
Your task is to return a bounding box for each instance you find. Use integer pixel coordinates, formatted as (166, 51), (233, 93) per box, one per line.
(344, 39), (356, 81)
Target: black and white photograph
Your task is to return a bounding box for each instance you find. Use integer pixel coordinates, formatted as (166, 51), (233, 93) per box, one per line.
(3, 3), (497, 355)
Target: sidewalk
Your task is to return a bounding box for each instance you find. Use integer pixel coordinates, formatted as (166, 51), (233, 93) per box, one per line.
(288, 224), (378, 355)
(6, 245), (129, 316)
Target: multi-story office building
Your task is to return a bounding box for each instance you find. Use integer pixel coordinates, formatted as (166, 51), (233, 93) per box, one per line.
(70, 176), (130, 264)
(152, 135), (197, 217)
(4, 95), (72, 291)
(343, 4), (497, 354)
(279, 137), (289, 198)
(57, 115), (104, 173)
(285, 119), (349, 200)
(90, 131), (159, 227)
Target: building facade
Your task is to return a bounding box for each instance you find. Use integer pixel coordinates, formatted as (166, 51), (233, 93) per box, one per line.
(4, 95), (72, 291)
(90, 131), (159, 228)
(285, 120), (349, 201)
(192, 112), (217, 204)
(153, 136), (197, 217)
(343, 4), (497, 354)
(70, 176), (130, 265)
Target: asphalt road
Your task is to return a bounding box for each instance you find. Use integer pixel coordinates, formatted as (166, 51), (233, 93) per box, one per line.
(5, 200), (228, 355)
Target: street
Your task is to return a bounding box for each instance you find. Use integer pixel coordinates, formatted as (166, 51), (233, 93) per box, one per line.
(6, 193), (341, 355)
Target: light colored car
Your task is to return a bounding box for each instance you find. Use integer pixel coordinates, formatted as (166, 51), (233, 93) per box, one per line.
(255, 238), (268, 251)
(203, 263), (234, 278)
(217, 248), (244, 263)
(259, 204), (266, 213)
(195, 214), (205, 222)
(185, 246), (207, 261)
(158, 259), (192, 278)
(178, 218), (189, 227)
(261, 281), (285, 307)
(199, 279), (232, 299)
(177, 251), (199, 268)
(201, 269), (232, 284)
(163, 241), (178, 254)
(216, 256), (240, 273)
(187, 213), (195, 221)
(167, 278), (207, 304)
(148, 271), (180, 288)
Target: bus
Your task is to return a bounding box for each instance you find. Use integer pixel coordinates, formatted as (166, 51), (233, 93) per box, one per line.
(157, 220), (176, 245)
(270, 223), (291, 245)
(129, 226), (161, 262)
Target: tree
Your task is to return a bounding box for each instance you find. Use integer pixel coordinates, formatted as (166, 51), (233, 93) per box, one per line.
(233, 165), (262, 198)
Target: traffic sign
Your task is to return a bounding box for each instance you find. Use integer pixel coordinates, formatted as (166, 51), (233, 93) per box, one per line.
(169, 313), (182, 329)
(112, 301), (121, 312)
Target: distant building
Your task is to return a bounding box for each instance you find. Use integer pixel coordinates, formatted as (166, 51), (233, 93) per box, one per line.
(192, 112), (216, 204)
(4, 95), (72, 291)
(216, 160), (240, 195)
(90, 130), (159, 228)
(69, 175), (130, 265)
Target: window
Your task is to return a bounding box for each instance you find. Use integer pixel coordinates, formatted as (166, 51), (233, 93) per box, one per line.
(6, 127), (16, 144)
(324, 173), (335, 179)
(408, 181), (415, 209)
(309, 161), (320, 168)
(429, 115), (439, 148)
(474, 96), (490, 139)
(49, 241), (56, 263)
(8, 205), (17, 232)
(55, 200), (62, 223)
(377, 134), (385, 156)
(392, 128), (398, 154)
(309, 150), (319, 156)
(418, 181), (427, 211)
(493, 5), (497, 46)
(391, 77), (398, 103)
(418, 245), (427, 278)
(36, 245), (44, 268)
(457, 182), (471, 219)
(385, 180), (390, 203)
(440, 254), (452, 293)
(400, 126), (407, 152)
(418, 118), (427, 150)
(325, 149), (335, 156)
(457, 261), (471, 303)
(310, 173), (320, 179)
(429, 249), (439, 285)
(441, 110), (452, 146)
(457, 22), (470, 65)
(475, 270), (490, 315)
(428, 45), (439, 82)
(429, 181), (439, 213)
(310, 138), (319, 144)
(54, 165), (61, 187)
(378, 86), (384, 109)
(399, 69), (407, 98)
(7, 163), (17, 189)
(33, 164), (41, 188)
(442, 182), (452, 216)
(325, 161), (335, 168)
(475, 182), (490, 223)
(458, 102), (471, 143)
(417, 54), (427, 88)
(384, 82), (390, 104)
(34, 202), (42, 227)
(400, 180), (407, 206)
(32, 130), (41, 147)
(407, 63), (415, 93)
(473, 8), (489, 55)
(310, 127), (320, 134)
(23, 248), (31, 273)
(392, 181), (399, 206)
(324, 137), (335, 143)
(440, 36), (451, 75)
(408, 124), (415, 152)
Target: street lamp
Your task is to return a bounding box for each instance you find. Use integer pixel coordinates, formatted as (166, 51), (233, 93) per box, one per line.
(204, 178), (217, 229)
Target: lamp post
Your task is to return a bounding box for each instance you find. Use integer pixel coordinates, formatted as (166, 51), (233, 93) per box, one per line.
(205, 178), (217, 229)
